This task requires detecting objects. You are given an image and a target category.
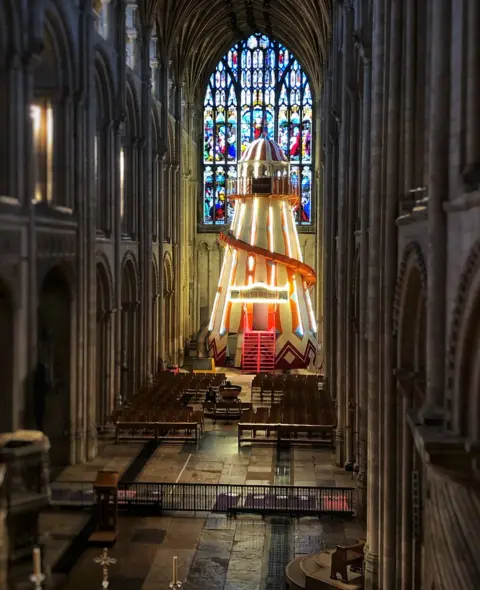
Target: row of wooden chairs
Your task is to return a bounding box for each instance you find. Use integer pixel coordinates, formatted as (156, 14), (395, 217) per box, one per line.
(109, 371), (225, 425)
(242, 386), (334, 426)
(251, 373), (324, 397)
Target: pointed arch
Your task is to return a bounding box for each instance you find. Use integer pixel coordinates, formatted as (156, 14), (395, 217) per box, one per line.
(395, 242), (427, 408)
(37, 264), (73, 466)
(163, 251), (174, 295)
(43, 0), (77, 95)
(446, 240), (480, 437)
(94, 48), (115, 124)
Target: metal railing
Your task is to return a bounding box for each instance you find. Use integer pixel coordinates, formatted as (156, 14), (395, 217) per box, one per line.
(50, 481), (355, 517)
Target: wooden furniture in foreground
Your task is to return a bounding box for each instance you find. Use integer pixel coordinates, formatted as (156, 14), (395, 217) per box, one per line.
(89, 470), (120, 546)
(330, 540), (365, 583)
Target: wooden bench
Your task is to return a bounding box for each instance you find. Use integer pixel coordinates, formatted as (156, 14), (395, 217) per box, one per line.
(115, 420), (202, 443)
(330, 540), (365, 583)
(238, 423), (335, 446)
(238, 422), (278, 444)
(277, 424), (335, 446)
(115, 422), (159, 443)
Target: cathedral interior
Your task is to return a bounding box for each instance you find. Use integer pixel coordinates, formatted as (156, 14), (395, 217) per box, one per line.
(0, 0), (479, 589)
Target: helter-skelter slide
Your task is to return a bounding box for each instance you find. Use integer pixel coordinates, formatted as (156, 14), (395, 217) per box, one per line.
(207, 136), (318, 371)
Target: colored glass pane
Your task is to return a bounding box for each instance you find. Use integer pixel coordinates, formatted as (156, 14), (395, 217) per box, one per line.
(203, 33), (314, 225)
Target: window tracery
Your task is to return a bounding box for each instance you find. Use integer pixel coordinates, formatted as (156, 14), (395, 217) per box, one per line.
(125, 2), (138, 70)
(149, 25), (159, 97)
(93, 0), (110, 39)
(203, 33), (313, 226)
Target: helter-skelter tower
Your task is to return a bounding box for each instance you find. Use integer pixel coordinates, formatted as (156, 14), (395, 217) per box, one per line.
(207, 135), (318, 372)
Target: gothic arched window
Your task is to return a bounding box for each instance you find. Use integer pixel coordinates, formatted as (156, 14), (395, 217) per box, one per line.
(203, 33), (313, 226)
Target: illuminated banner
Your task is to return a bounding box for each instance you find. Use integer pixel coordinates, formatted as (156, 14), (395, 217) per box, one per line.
(229, 287), (289, 301)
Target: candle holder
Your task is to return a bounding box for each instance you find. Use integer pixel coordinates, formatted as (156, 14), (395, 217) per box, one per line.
(169, 555), (182, 588)
(29, 572), (46, 590)
(94, 547), (117, 589)
(30, 546), (45, 589)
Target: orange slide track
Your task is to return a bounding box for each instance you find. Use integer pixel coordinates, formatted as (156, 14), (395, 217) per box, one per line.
(219, 231), (317, 287)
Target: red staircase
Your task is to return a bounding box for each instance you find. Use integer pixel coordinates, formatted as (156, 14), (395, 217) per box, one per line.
(242, 330), (276, 373)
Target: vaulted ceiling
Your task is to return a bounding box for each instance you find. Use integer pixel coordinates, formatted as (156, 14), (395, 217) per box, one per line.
(139, 0), (332, 101)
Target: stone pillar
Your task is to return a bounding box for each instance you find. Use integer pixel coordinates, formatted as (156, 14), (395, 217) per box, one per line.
(399, 377), (414, 589)
(357, 50), (371, 520)
(173, 163), (181, 364)
(463, 0), (480, 187)
(0, 465), (6, 590)
(113, 121), (124, 408)
(365, 0), (386, 586)
(336, 4), (353, 468)
(140, 28), (153, 382)
(158, 157), (167, 364)
(345, 86), (358, 469)
(422, 0), (450, 421)
(321, 72), (332, 380)
(382, 0), (402, 585)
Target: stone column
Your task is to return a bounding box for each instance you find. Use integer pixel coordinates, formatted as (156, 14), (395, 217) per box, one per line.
(173, 163), (181, 364)
(422, 0), (450, 421)
(113, 121), (123, 408)
(357, 49), (371, 520)
(140, 29), (153, 381)
(158, 157), (167, 365)
(463, 0), (480, 187)
(345, 86), (358, 469)
(321, 72), (332, 380)
(0, 465), (6, 590)
(382, 0), (402, 585)
(365, 0), (386, 586)
(314, 98), (323, 342)
(336, 4), (353, 468)
(399, 376), (414, 589)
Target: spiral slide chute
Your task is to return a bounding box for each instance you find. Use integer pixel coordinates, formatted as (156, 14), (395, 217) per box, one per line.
(219, 231), (317, 287)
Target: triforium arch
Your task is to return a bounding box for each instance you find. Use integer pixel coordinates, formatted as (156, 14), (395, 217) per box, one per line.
(0, 276), (14, 433)
(96, 255), (113, 427)
(37, 263), (74, 468)
(447, 239), (480, 438)
(120, 253), (139, 401)
(395, 242), (428, 393)
(30, 2), (77, 208)
(394, 242), (427, 590)
(163, 252), (174, 363)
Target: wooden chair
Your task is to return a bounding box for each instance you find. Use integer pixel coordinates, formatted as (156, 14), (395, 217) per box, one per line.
(330, 540), (365, 583)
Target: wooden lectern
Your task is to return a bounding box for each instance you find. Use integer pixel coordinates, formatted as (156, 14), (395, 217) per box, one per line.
(88, 470), (120, 546)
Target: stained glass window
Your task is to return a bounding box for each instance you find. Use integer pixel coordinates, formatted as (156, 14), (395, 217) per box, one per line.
(203, 33), (313, 225)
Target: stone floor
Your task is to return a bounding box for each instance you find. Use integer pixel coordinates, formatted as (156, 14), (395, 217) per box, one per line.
(60, 513), (365, 590)
(42, 369), (362, 589)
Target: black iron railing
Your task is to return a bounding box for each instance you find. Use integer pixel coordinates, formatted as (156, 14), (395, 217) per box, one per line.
(50, 481), (355, 517)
